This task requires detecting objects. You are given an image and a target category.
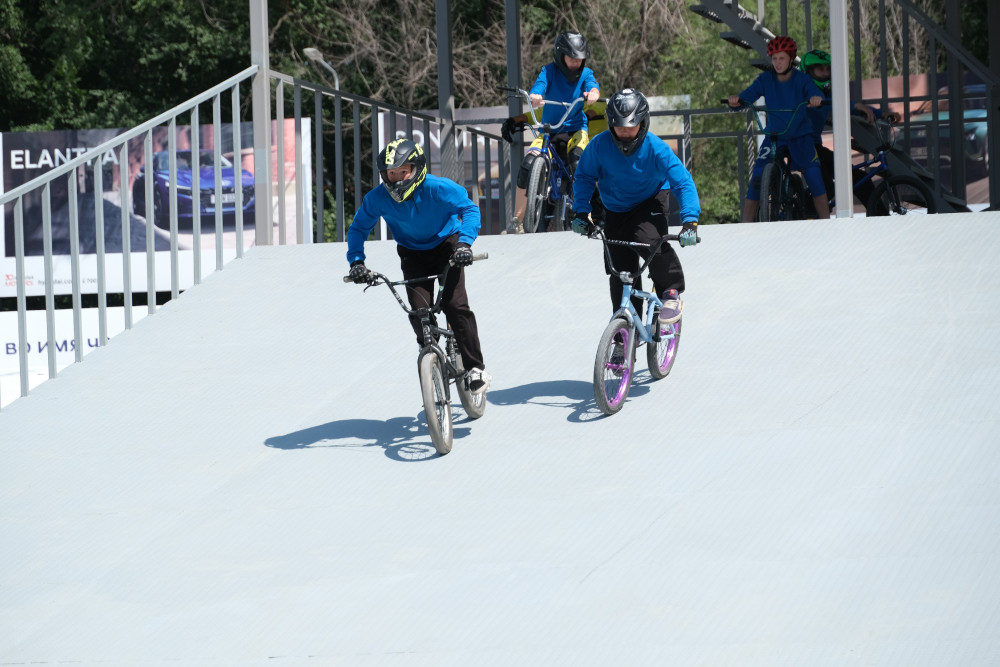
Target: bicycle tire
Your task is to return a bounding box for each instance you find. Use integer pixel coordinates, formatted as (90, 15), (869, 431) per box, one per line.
(550, 175), (573, 232)
(593, 317), (634, 416)
(865, 175), (936, 216)
(758, 162), (781, 222)
(647, 316), (682, 380)
(786, 173), (809, 220)
(455, 360), (486, 420)
(523, 157), (549, 233)
(419, 352), (453, 455)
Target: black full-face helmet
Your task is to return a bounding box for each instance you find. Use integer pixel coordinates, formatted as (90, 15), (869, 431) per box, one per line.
(606, 88), (650, 157)
(377, 138), (427, 203)
(553, 31), (590, 83)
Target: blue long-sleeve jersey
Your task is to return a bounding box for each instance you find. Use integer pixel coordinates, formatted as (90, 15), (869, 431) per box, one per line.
(346, 173), (480, 265)
(528, 63), (599, 133)
(573, 132), (701, 223)
(738, 69), (825, 139)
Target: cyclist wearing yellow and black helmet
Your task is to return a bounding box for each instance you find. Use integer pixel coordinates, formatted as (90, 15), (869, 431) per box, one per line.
(347, 138), (491, 394)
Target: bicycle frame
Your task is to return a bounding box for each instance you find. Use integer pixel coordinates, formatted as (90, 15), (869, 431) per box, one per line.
(849, 120), (895, 193)
(360, 266), (464, 386)
(599, 230), (674, 346)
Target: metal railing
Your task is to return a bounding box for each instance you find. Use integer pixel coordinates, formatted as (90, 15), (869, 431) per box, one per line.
(1, 66), (259, 409)
(267, 72), (513, 242)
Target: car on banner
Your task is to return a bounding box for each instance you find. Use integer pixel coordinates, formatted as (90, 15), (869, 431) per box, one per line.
(906, 84), (989, 179)
(132, 150), (255, 227)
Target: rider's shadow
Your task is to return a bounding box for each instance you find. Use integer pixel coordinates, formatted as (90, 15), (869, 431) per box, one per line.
(264, 413), (474, 462)
(488, 378), (651, 422)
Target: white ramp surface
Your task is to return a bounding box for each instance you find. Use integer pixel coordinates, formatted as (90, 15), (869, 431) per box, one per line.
(2, 214), (999, 665)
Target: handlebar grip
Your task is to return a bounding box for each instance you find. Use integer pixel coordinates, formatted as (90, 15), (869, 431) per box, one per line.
(342, 275), (353, 283)
(664, 233), (702, 244)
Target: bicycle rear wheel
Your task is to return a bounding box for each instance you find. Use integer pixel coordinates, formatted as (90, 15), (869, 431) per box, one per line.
(455, 360), (486, 420)
(523, 157), (549, 233)
(419, 352), (453, 455)
(647, 316), (682, 380)
(865, 175), (936, 216)
(594, 317), (634, 416)
(758, 162), (781, 222)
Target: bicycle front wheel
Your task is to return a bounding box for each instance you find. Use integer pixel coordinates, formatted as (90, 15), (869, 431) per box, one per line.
(758, 162), (781, 222)
(419, 352), (453, 455)
(550, 176), (573, 232)
(594, 317), (634, 416)
(524, 157), (549, 234)
(786, 173), (809, 220)
(865, 175), (936, 216)
(647, 316), (682, 380)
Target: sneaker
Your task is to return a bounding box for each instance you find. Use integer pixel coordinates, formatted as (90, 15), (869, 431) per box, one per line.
(610, 342), (625, 365)
(659, 289), (683, 324)
(466, 368), (492, 395)
(502, 217), (524, 235)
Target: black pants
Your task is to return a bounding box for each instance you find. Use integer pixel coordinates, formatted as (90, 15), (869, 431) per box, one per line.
(397, 234), (485, 371)
(603, 190), (685, 318)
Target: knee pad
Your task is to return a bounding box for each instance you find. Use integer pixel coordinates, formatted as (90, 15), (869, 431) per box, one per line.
(517, 152), (540, 189)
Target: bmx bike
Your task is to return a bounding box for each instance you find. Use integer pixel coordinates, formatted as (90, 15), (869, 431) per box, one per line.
(344, 254), (488, 455)
(850, 117), (936, 216)
(725, 98), (813, 222)
(501, 86), (585, 233)
(589, 228), (699, 415)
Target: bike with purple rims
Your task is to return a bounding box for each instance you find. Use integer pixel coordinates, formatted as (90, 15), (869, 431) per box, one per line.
(590, 228), (698, 415)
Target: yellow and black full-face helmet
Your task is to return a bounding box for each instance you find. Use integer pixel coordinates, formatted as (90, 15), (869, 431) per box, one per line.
(378, 139), (427, 203)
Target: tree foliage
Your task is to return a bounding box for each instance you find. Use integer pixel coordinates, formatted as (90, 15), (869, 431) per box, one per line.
(0, 0), (990, 222)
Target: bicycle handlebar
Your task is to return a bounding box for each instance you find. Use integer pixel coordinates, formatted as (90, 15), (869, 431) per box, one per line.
(603, 233), (701, 246)
(499, 86), (586, 134)
(591, 229), (699, 284)
(342, 252), (489, 283)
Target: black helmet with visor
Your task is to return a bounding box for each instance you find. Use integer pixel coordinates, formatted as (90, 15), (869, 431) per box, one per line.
(606, 88), (650, 157)
(553, 32), (590, 84)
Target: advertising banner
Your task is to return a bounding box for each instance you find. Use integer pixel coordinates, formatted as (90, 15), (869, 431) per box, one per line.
(1, 118), (312, 298)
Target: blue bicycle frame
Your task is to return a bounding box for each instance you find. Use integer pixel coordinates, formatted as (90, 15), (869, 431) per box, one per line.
(605, 236), (670, 345)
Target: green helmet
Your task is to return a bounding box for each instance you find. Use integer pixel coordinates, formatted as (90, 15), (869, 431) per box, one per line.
(800, 49), (832, 91)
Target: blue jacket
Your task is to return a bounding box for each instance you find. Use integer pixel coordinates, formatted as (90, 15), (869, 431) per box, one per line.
(573, 131), (701, 223)
(528, 63), (600, 133)
(738, 69), (825, 140)
(346, 174), (480, 264)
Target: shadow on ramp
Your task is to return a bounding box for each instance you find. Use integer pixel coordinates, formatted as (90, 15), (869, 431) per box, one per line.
(486, 378), (651, 421)
(264, 415), (475, 461)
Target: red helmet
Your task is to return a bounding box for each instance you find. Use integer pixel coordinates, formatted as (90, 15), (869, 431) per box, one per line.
(766, 35), (798, 60)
